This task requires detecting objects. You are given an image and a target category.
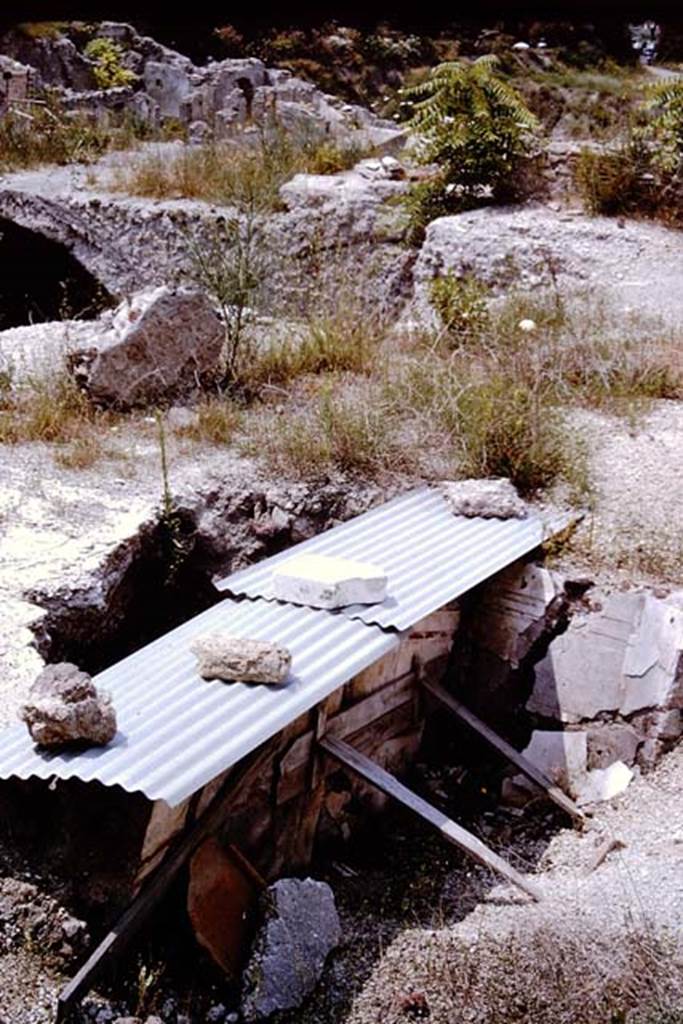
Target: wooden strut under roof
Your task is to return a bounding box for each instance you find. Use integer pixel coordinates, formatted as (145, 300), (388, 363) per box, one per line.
(422, 678), (586, 826)
(318, 735), (543, 903)
(56, 677), (587, 1018)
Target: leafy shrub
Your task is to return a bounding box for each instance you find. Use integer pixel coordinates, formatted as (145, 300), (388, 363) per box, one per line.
(184, 216), (266, 384)
(402, 55), (539, 235)
(84, 38), (137, 89)
(429, 274), (490, 343)
(644, 79), (683, 175)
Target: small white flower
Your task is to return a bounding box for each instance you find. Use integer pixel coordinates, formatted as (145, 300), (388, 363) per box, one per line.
(518, 318), (537, 332)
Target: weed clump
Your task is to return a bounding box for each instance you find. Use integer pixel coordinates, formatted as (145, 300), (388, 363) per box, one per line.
(430, 274), (490, 344)
(0, 373), (100, 445)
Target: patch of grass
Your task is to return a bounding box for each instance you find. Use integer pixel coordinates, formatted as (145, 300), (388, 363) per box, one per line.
(239, 310), (383, 395)
(382, 356), (587, 496)
(572, 146), (645, 216)
(54, 433), (106, 469)
(243, 386), (410, 478)
(0, 374), (102, 446)
(429, 274), (491, 345)
(172, 398), (242, 446)
(111, 132), (372, 212)
(0, 95), (150, 172)
(414, 921), (683, 1024)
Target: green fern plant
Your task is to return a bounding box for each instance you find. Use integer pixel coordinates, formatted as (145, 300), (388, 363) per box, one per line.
(402, 55), (539, 235)
(643, 79), (683, 175)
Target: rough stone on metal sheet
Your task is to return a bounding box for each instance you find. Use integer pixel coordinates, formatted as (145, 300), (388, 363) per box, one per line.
(20, 663), (116, 748)
(272, 553), (388, 610)
(241, 878), (341, 1021)
(438, 478), (528, 519)
(68, 286), (223, 409)
(191, 635), (292, 684)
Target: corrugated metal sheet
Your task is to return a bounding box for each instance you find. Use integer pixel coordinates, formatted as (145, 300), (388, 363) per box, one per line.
(0, 486), (573, 807)
(218, 488), (571, 631)
(0, 598), (398, 807)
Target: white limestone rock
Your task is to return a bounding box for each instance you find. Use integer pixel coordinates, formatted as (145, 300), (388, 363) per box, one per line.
(271, 554), (387, 610)
(576, 761), (634, 806)
(191, 635), (292, 685)
(528, 591), (683, 723)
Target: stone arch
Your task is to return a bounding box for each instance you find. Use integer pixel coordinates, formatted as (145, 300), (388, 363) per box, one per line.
(0, 217), (113, 330)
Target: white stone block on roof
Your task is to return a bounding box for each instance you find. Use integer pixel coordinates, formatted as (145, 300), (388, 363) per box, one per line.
(272, 554), (387, 610)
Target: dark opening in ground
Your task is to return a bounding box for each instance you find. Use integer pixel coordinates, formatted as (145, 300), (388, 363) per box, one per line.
(0, 217), (112, 330)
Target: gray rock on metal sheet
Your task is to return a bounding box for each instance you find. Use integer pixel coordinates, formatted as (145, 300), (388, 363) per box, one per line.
(439, 478), (529, 520)
(20, 662), (116, 748)
(191, 634), (292, 685)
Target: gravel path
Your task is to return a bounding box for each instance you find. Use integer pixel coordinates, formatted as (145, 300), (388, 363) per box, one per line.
(559, 401), (683, 586)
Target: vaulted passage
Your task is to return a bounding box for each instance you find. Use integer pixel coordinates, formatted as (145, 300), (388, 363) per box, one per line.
(0, 217), (112, 330)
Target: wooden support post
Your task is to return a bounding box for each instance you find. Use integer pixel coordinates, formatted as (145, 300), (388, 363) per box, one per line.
(55, 743), (275, 1024)
(319, 735), (542, 902)
(422, 678), (585, 825)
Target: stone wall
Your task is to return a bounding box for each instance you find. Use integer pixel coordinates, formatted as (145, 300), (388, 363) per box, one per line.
(454, 564), (683, 808)
(0, 157), (412, 318)
(0, 54), (29, 112)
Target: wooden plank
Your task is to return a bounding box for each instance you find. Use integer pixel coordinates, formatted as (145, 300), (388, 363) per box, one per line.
(55, 742), (275, 1023)
(278, 699), (419, 806)
(279, 669), (417, 779)
(319, 735), (542, 903)
(422, 679), (585, 825)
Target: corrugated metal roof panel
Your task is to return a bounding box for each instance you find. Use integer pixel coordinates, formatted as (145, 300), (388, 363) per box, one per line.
(218, 488), (571, 631)
(0, 599), (398, 807)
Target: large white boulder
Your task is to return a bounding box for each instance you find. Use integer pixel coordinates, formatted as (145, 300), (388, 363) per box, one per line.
(528, 591), (683, 723)
(272, 553), (387, 610)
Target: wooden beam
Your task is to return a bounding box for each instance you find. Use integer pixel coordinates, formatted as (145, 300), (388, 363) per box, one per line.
(55, 742), (275, 1023)
(422, 679), (585, 825)
(319, 735), (542, 902)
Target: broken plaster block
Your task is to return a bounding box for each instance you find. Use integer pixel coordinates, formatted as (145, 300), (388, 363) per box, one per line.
(272, 554), (387, 610)
(576, 761), (633, 807)
(191, 635), (292, 685)
(521, 729), (587, 797)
